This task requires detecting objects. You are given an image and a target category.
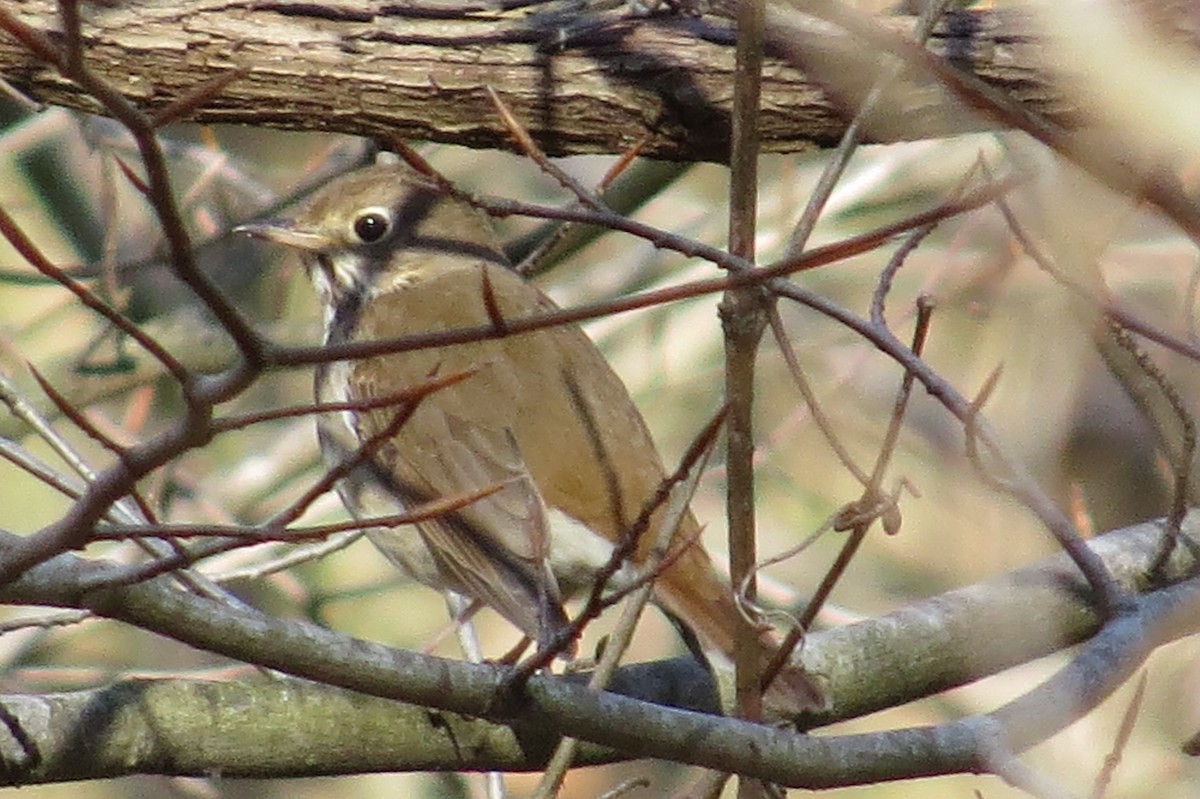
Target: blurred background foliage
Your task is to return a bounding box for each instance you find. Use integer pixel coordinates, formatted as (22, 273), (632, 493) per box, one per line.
(2, 50), (1200, 798)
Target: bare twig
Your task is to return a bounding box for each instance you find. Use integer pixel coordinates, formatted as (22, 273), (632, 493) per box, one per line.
(269, 179), (1015, 370)
(529, 407), (717, 799)
(509, 404), (728, 681)
(1089, 671), (1147, 799)
(723, 0), (768, 737)
(783, 0), (955, 257)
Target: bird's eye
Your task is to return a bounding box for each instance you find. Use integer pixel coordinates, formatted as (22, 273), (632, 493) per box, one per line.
(350, 208), (392, 244)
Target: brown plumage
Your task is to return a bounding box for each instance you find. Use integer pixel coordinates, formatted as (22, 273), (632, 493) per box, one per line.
(239, 162), (822, 715)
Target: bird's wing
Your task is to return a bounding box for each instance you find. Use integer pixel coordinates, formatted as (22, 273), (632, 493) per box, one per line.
(352, 366), (569, 646)
(438, 415), (553, 568)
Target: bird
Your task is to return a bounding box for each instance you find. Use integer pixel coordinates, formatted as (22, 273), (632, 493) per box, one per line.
(237, 160), (823, 715)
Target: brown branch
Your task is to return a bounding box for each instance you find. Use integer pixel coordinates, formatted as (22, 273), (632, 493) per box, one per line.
(723, 0), (767, 736)
(0, 204), (189, 384)
(91, 485), (505, 544)
(0, 1), (1094, 161)
(267, 177), (1017, 369)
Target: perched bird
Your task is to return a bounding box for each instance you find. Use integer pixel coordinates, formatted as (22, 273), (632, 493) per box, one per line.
(238, 161), (822, 714)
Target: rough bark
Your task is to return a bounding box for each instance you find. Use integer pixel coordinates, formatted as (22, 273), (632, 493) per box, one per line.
(2, 1), (1064, 161)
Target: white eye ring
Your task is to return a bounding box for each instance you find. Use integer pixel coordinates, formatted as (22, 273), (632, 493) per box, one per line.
(350, 207), (393, 244)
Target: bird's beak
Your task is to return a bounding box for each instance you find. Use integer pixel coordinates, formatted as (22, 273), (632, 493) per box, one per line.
(234, 220), (331, 252)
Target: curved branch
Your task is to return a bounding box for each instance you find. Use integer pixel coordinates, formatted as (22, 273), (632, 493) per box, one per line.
(0, 514), (1194, 785)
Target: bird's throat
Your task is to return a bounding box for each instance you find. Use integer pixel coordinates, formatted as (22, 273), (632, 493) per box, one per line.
(312, 252), (377, 347)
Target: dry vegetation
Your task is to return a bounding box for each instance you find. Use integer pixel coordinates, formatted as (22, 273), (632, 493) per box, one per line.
(1, 2), (1200, 798)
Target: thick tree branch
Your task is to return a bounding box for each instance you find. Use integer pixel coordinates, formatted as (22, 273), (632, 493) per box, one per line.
(0, 663), (717, 782)
(0, 513), (1194, 785)
(1, 1), (1065, 161)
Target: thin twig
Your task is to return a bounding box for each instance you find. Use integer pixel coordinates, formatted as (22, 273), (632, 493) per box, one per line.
(508, 403), (728, 682)
(1089, 671), (1147, 799)
(486, 86), (606, 210)
(783, 0), (955, 257)
(529, 400), (719, 799)
(92, 485), (506, 543)
(272, 178), (1016, 369)
(764, 298), (934, 689)
(0, 206), (189, 384)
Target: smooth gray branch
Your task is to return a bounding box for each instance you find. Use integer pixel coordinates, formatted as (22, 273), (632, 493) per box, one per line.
(0, 514), (1193, 785)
